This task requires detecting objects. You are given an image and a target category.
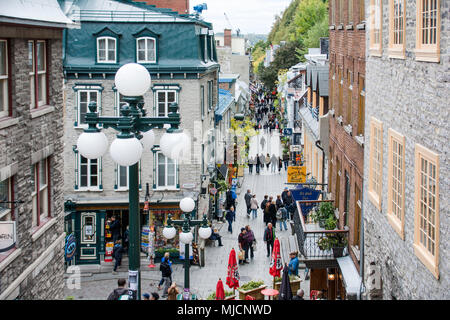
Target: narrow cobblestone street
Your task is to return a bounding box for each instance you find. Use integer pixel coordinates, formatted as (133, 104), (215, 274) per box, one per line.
(64, 131), (310, 300)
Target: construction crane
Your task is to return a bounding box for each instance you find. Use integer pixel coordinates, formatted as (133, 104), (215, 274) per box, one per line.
(223, 12), (241, 36)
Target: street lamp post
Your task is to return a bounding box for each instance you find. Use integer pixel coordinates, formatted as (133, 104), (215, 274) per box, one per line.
(75, 63), (190, 300)
(162, 197), (212, 296)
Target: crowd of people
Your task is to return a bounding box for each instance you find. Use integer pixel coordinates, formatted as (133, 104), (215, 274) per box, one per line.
(247, 153), (290, 175)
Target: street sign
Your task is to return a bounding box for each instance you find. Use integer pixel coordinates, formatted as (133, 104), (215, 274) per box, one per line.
(210, 188), (217, 195)
(287, 166), (306, 184)
(290, 145), (302, 152)
(64, 233), (77, 261)
(283, 128), (293, 136)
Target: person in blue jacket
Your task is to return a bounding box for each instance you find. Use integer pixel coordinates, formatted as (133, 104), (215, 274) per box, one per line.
(288, 251), (299, 276)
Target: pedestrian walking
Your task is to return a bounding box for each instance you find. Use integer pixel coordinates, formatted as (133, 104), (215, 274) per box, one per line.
(283, 153), (289, 171)
(238, 228), (250, 264)
(265, 153), (270, 171)
(277, 206), (288, 231)
(263, 223), (276, 257)
(270, 154), (278, 173)
(278, 156), (282, 173)
(263, 201), (272, 225)
(107, 278), (129, 300)
(225, 207), (235, 233)
(108, 215), (121, 243)
(248, 156), (254, 174)
(276, 195), (283, 210)
(244, 189), (252, 217)
(157, 252), (172, 290)
(112, 239), (123, 274)
(245, 225), (256, 260)
(259, 154), (265, 172)
(283, 190), (295, 220)
(225, 188), (236, 211)
(250, 194), (259, 219)
(159, 254), (173, 298)
(269, 200), (278, 226)
(256, 153), (261, 174)
(260, 195), (268, 219)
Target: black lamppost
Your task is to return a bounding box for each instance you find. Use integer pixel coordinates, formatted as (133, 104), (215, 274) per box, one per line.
(75, 63), (190, 300)
(162, 197), (212, 296)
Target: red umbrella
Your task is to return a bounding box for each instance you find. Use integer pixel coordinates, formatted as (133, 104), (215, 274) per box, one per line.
(216, 279), (225, 300)
(226, 248), (240, 290)
(269, 238), (282, 278)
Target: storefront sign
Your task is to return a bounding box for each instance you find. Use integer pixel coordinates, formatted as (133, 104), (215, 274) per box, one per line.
(0, 221), (16, 252)
(64, 233), (77, 261)
(290, 145), (302, 152)
(287, 166), (306, 184)
(283, 128), (293, 136)
(290, 187), (322, 216)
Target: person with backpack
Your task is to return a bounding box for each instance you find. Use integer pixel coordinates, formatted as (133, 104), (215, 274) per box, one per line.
(112, 239), (123, 274)
(159, 254), (173, 298)
(107, 278), (128, 300)
(157, 252), (172, 290)
(260, 195), (268, 219)
(250, 194), (259, 219)
(277, 206), (288, 231)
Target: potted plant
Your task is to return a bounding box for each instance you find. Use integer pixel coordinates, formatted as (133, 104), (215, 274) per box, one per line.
(324, 216), (337, 230)
(316, 234), (348, 257)
(315, 202), (335, 228)
(237, 280), (266, 300)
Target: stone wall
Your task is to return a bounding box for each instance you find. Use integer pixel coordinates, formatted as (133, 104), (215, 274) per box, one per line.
(362, 0), (449, 299)
(0, 30), (65, 300)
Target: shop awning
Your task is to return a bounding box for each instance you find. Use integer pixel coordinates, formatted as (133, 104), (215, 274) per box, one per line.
(337, 255), (362, 298)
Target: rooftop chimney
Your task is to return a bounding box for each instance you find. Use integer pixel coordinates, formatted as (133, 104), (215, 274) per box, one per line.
(224, 28), (232, 48)
(134, 0), (190, 14)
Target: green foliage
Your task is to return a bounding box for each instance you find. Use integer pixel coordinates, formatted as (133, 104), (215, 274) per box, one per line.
(216, 179), (229, 192)
(239, 280), (265, 291)
(274, 275), (301, 283)
(206, 290), (235, 300)
(311, 202), (335, 223)
(268, 0), (302, 44)
(294, 0), (328, 38)
(295, 14), (329, 60)
(317, 233), (348, 250)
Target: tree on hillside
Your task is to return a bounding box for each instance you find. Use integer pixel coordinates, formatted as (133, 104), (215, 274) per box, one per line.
(294, 0), (328, 38)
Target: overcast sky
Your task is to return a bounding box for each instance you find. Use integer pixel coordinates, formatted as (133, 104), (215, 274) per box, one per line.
(198, 0), (292, 35)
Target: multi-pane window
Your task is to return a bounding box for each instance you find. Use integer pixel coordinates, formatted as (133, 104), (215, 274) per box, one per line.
(79, 155), (100, 190)
(368, 118), (383, 210)
(389, 0), (406, 56)
(348, 0), (354, 24)
(335, 157), (341, 211)
(29, 40), (47, 108)
(339, 0), (344, 24)
(97, 37), (116, 63)
(116, 163), (141, 190)
(330, 66), (334, 110)
(414, 144), (439, 278)
(0, 177), (13, 221)
(370, 0), (382, 54)
(347, 70), (353, 124)
(136, 37), (156, 63)
(387, 129), (405, 238)
(338, 68), (343, 117)
(77, 90), (99, 126)
(156, 152), (178, 189)
(360, 0), (365, 22)
(415, 0), (440, 62)
(201, 85), (205, 120)
(354, 184), (361, 247)
(115, 90), (127, 116)
(32, 158), (50, 227)
(208, 81), (213, 111)
(0, 40), (9, 118)
(357, 74), (365, 135)
(156, 90), (176, 117)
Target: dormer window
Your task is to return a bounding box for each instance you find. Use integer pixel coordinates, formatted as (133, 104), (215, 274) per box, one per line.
(136, 37), (156, 63)
(97, 37), (116, 63)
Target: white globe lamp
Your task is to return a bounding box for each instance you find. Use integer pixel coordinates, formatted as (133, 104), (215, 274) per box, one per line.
(141, 129), (155, 150)
(114, 63), (151, 97)
(160, 130), (191, 161)
(198, 226), (212, 239)
(179, 231), (194, 244)
(76, 131), (108, 159)
(109, 137), (143, 166)
(162, 226), (176, 240)
(179, 197), (195, 213)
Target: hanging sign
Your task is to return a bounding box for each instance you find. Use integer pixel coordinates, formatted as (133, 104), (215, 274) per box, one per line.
(287, 166), (306, 184)
(290, 187), (322, 217)
(0, 221), (16, 253)
(64, 233), (77, 261)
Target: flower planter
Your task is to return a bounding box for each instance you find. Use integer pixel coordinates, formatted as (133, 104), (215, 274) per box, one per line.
(332, 247), (345, 258)
(225, 295), (236, 300)
(237, 285), (267, 300)
(274, 277), (302, 297)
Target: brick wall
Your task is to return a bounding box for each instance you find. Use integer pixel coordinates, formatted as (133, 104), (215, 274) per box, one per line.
(328, 0), (366, 271)
(0, 28), (65, 300)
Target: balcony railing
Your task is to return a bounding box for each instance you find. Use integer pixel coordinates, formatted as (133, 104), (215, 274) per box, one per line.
(303, 99), (319, 121)
(292, 200), (349, 261)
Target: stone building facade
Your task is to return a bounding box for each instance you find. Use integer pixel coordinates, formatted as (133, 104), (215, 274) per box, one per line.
(328, 0), (366, 274)
(363, 0), (449, 299)
(0, 2), (71, 299)
(61, 0), (219, 266)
